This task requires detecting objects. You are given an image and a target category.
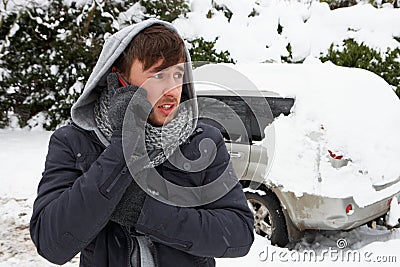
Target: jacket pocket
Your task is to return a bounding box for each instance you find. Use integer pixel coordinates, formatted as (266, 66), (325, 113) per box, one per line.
(137, 227), (192, 252)
(99, 164), (130, 199)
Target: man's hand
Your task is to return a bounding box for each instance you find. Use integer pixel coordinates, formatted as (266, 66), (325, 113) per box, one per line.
(106, 72), (153, 227)
(107, 72), (153, 132)
(107, 72), (152, 171)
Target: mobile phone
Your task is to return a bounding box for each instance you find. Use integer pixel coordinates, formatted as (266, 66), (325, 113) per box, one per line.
(112, 67), (130, 87)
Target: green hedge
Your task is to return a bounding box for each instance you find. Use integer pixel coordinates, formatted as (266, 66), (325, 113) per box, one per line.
(0, 0), (123, 129)
(320, 39), (400, 98)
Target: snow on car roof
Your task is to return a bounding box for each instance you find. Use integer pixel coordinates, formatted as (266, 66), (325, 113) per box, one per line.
(193, 62), (400, 207)
(194, 61), (393, 97)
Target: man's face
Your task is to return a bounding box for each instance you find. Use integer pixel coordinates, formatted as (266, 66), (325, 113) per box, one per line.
(128, 59), (184, 126)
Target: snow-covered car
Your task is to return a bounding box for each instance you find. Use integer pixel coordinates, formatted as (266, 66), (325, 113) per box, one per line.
(193, 62), (400, 247)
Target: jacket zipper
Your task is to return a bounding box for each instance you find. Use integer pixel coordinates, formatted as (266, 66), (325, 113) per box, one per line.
(123, 226), (133, 267)
(146, 233), (190, 249)
(105, 166), (127, 193)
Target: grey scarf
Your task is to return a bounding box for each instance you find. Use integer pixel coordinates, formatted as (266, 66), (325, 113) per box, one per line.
(94, 87), (194, 168)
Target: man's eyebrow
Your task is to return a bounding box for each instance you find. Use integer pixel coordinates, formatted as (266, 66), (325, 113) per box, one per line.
(176, 65), (185, 72)
(149, 64), (185, 73)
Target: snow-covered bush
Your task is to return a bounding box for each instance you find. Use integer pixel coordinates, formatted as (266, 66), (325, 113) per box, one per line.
(321, 0), (399, 9)
(320, 39), (400, 97)
(321, 0), (358, 9)
(0, 0), (138, 129)
(140, 0), (190, 21)
(188, 37), (235, 67)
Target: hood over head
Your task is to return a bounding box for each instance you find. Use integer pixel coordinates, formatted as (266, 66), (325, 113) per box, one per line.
(71, 19), (197, 146)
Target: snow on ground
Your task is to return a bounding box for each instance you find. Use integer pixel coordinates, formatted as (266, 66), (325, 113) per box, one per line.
(0, 130), (78, 266)
(387, 197), (400, 227)
(0, 196), (78, 267)
(0, 130), (51, 199)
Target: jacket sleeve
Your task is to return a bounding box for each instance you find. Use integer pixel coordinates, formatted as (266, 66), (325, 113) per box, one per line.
(135, 127), (255, 258)
(29, 127), (133, 265)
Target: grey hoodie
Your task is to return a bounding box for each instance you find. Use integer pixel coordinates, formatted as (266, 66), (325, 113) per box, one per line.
(71, 19), (198, 146)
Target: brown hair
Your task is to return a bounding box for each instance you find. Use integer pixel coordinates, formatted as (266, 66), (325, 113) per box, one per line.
(114, 24), (186, 77)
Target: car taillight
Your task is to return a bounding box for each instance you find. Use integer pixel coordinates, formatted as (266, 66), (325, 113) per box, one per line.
(328, 150), (349, 169)
(328, 150), (343, 159)
(388, 198), (393, 206)
(346, 204), (354, 215)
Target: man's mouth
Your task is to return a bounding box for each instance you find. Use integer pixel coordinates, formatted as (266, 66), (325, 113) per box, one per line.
(157, 102), (176, 115)
(159, 104), (173, 110)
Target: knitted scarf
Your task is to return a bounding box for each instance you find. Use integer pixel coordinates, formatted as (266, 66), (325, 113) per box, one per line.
(94, 87), (194, 168)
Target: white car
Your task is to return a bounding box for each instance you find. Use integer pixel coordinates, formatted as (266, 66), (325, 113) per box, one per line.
(193, 62), (400, 246)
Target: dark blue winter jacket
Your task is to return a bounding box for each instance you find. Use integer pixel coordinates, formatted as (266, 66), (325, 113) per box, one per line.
(30, 122), (254, 266)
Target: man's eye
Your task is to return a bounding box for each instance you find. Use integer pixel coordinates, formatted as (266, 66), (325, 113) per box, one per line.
(153, 73), (163, 79)
(174, 72), (184, 79)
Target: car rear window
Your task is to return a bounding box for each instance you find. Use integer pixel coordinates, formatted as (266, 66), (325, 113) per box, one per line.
(249, 97), (295, 141)
(198, 95), (295, 143)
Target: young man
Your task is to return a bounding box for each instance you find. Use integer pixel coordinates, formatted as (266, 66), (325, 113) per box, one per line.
(30, 19), (254, 267)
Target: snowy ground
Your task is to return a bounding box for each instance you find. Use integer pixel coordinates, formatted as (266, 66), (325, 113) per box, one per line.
(0, 130), (77, 266)
(1, 129), (399, 266)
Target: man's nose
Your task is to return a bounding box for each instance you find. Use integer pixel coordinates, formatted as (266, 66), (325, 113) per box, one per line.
(162, 76), (181, 96)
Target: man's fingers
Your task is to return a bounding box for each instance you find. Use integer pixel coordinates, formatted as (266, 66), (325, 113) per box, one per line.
(130, 89), (153, 120)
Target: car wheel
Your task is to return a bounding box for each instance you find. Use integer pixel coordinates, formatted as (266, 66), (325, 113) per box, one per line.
(245, 191), (289, 247)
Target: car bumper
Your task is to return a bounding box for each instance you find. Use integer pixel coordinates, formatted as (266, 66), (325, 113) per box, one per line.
(273, 188), (400, 231)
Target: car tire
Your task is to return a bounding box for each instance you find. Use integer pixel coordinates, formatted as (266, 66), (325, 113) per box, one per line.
(245, 191), (289, 247)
